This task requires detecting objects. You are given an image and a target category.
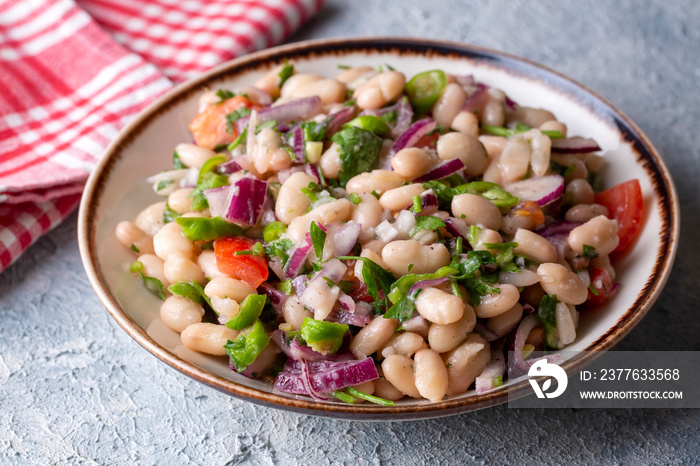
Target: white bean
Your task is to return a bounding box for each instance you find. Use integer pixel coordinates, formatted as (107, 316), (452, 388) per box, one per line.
(474, 283), (520, 318)
(197, 250), (229, 280)
(486, 303), (524, 337)
(498, 269), (540, 287)
(432, 83), (467, 127)
(350, 316), (399, 359)
(451, 193), (503, 230)
(539, 120), (568, 138)
(381, 354), (421, 399)
(210, 296), (240, 318)
(354, 71), (406, 110)
(285, 199), (352, 244)
(507, 107), (556, 127)
(381, 332), (427, 358)
(280, 73), (323, 98)
(566, 179), (595, 205)
(345, 170), (405, 195)
(137, 254), (169, 287)
(443, 333), (490, 396)
(254, 63), (287, 98)
(499, 137), (531, 182)
(275, 172), (317, 224)
(391, 148), (434, 180)
(451, 110), (480, 138)
(351, 193), (384, 229)
(168, 188), (195, 214)
(428, 304), (476, 353)
(116, 221), (154, 255)
(381, 240), (450, 276)
(319, 143), (341, 178)
(512, 229), (558, 263)
(479, 135), (508, 158)
(252, 128), (293, 175)
(373, 377), (405, 401)
(174, 143), (217, 169)
(135, 201), (167, 236)
(565, 204), (610, 224)
(414, 349), (449, 402)
(153, 222), (194, 261)
(551, 154), (587, 182)
(160, 296), (205, 333)
(180, 323), (239, 356)
(415, 287), (465, 325)
(164, 253), (206, 285)
(336, 66), (374, 84)
(282, 296), (313, 330)
(436, 132), (489, 177)
(204, 277), (256, 302)
(567, 215), (620, 256)
(287, 78), (346, 104)
(379, 184), (425, 212)
(537, 262), (588, 305)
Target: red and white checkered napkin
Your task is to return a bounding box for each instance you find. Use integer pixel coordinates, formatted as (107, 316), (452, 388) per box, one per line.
(0, 0), (323, 272)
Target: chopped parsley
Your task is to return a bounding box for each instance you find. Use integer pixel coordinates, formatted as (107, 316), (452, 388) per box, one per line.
(309, 221), (327, 260)
(278, 60), (294, 87)
(215, 89), (236, 103)
(582, 244), (599, 259)
(129, 261), (166, 301)
(225, 107), (252, 134)
(410, 215), (446, 237)
(331, 126), (383, 188)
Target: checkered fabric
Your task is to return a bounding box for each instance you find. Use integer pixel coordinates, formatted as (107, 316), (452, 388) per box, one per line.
(0, 0), (323, 272)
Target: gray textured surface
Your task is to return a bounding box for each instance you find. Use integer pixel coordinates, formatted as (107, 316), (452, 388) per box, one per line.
(2, 0), (699, 464)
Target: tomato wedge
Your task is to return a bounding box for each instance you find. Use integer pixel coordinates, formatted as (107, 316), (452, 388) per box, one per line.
(214, 237), (269, 289)
(189, 96), (260, 150)
(586, 267), (614, 307)
(595, 179), (643, 256)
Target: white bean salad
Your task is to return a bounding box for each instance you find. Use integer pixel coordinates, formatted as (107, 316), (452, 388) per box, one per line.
(117, 62), (644, 404)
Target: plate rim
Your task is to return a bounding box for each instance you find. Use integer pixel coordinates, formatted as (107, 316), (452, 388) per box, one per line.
(78, 37), (680, 420)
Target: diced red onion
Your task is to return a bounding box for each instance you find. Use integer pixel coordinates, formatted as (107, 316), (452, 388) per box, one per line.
(506, 314), (542, 378)
(413, 158), (465, 183)
(325, 106), (356, 136)
(283, 233), (312, 279)
(454, 74), (476, 87)
(475, 358), (506, 393)
(504, 95), (519, 110)
(181, 167), (200, 188)
(473, 323), (499, 342)
(235, 96), (323, 134)
(401, 314), (429, 337)
(444, 217), (471, 241)
(242, 86), (273, 106)
(463, 83), (490, 114)
(203, 185), (230, 218)
(292, 125), (305, 162)
(274, 357), (378, 395)
(258, 282), (286, 316)
(223, 177), (268, 226)
(505, 175), (564, 206)
(326, 308), (371, 327)
(324, 222), (361, 259)
(389, 118), (437, 157)
(537, 221), (581, 239)
(303, 164), (322, 183)
(338, 293), (355, 312)
(217, 159), (242, 175)
(409, 277), (449, 296)
(361, 97), (413, 138)
(291, 275), (308, 296)
(551, 137), (601, 154)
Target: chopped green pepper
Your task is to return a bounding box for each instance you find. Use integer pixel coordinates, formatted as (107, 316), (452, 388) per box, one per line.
(453, 181), (519, 208)
(405, 70), (447, 113)
(175, 216), (243, 242)
(300, 317), (348, 354)
(343, 115), (391, 136)
(225, 294), (267, 330)
(263, 221), (287, 243)
(224, 320), (270, 372)
(198, 155), (227, 183)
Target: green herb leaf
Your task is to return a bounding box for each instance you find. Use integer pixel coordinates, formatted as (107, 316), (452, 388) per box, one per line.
(162, 203), (180, 224)
(225, 107), (252, 134)
(130, 244), (140, 253)
(173, 150), (185, 169)
(278, 279), (293, 295)
(168, 281), (205, 305)
(227, 128), (247, 151)
(309, 221), (327, 260)
(265, 239), (294, 264)
(383, 291), (418, 322)
(537, 294), (559, 349)
(589, 283), (599, 296)
(175, 216), (243, 242)
(331, 126), (383, 188)
(582, 244), (599, 259)
(330, 390), (357, 404)
(410, 215), (446, 237)
(129, 261), (166, 301)
(345, 387), (396, 406)
(338, 256), (395, 305)
(278, 60), (294, 87)
(189, 172), (230, 211)
(156, 179), (175, 192)
(215, 89), (235, 103)
(301, 119), (330, 143)
(224, 320), (270, 372)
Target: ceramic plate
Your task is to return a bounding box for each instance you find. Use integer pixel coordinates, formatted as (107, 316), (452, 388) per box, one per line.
(78, 38), (679, 420)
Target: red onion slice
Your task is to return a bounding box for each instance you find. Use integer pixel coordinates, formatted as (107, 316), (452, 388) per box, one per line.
(203, 185), (231, 218)
(235, 96), (323, 134)
(217, 159), (242, 175)
(223, 177), (268, 226)
(324, 222), (361, 259)
(413, 158), (465, 183)
(454, 74), (476, 87)
(274, 357), (378, 395)
(444, 217), (471, 241)
(292, 125), (305, 162)
(537, 221), (581, 238)
(409, 277), (449, 296)
(506, 175), (564, 206)
(475, 358), (506, 393)
(551, 137), (601, 154)
(389, 118), (437, 157)
(258, 282), (286, 316)
(463, 83), (490, 114)
(506, 314), (542, 378)
(325, 106), (356, 137)
(283, 233), (313, 279)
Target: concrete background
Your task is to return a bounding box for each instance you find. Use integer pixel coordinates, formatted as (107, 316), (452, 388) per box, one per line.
(2, 0), (699, 464)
